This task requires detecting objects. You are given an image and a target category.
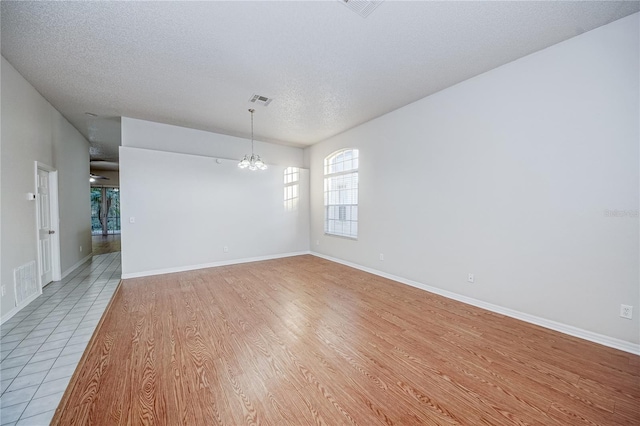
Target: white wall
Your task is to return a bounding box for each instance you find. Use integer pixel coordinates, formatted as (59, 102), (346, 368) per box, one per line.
(122, 117), (303, 167)
(120, 118), (309, 277)
(308, 14), (639, 347)
(1, 56), (92, 321)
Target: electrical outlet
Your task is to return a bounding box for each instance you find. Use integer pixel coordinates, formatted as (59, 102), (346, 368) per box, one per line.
(223, 246), (229, 253)
(467, 273), (474, 283)
(620, 304), (633, 319)
(1, 286), (5, 297)
(80, 245), (83, 252)
(316, 240), (320, 246)
(379, 253), (384, 261)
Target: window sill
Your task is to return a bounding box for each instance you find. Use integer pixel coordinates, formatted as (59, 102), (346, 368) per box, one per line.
(324, 233), (358, 241)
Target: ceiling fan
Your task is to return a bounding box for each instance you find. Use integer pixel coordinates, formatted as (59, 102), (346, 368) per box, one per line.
(89, 173), (110, 183)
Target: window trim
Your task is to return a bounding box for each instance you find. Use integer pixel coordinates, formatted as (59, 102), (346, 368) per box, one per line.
(323, 148), (359, 240)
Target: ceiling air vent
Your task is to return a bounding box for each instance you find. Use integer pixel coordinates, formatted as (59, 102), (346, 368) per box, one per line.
(338, 0), (384, 18)
(249, 94), (273, 107)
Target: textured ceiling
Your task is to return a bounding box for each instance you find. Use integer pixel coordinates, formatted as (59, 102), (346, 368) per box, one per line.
(2, 1), (639, 165)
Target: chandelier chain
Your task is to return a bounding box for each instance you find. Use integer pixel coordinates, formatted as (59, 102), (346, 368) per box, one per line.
(238, 108), (266, 171)
(250, 108), (254, 154)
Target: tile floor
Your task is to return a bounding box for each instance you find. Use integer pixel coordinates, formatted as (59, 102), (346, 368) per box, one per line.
(0, 252), (121, 425)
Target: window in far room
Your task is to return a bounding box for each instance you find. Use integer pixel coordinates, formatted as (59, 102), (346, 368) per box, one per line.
(91, 187), (120, 236)
(324, 149), (359, 239)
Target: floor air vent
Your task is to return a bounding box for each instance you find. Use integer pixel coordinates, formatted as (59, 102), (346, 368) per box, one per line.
(14, 261), (38, 306)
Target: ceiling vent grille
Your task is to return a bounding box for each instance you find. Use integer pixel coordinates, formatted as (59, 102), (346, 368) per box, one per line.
(249, 94), (273, 107)
(338, 0), (384, 18)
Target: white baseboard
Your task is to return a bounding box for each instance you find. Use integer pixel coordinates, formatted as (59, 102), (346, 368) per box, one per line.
(311, 252), (640, 356)
(1, 291), (42, 325)
(121, 251), (312, 279)
(61, 253), (93, 279)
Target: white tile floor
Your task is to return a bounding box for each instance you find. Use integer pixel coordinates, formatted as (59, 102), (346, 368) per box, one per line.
(0, 253), (121, 425)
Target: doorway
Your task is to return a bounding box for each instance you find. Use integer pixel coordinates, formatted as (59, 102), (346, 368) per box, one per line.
(91, 186), (121, 255)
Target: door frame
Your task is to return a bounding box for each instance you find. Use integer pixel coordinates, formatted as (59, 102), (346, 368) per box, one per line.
(35, 162), (61, 287)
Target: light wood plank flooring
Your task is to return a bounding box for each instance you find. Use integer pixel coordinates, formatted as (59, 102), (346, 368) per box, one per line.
(52, 255), (639, 425)
(91, 234), (121, 255)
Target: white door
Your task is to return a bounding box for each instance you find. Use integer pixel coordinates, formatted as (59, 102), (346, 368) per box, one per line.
(37, 168), (54, 286)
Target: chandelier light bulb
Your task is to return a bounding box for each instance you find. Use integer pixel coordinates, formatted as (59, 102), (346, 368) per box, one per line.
(238, 155), (250, 169)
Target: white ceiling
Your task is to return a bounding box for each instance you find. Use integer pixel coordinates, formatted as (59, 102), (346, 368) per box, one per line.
(2, 1), (638, 167)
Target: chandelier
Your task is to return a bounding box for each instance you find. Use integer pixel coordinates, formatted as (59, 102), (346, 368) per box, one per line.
(238, 108), (267, 171)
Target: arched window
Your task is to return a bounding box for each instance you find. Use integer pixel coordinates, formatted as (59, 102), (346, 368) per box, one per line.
(324, 149), (359, 238)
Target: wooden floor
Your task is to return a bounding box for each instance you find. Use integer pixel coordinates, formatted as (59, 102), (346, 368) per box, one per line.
(91, 234), (121, 255)
(52, 255), (639, 425)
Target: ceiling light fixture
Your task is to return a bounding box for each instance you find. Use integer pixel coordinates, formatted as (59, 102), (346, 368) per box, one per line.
(89, 173), (109, 183)
(238, 109), (267, 171)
